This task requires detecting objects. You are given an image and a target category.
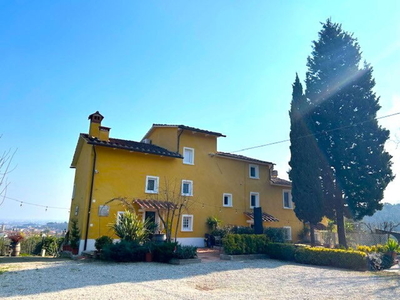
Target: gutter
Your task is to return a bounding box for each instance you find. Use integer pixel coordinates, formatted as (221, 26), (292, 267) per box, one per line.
(84, 145), (97, 251)
(177, 129), (184, 153)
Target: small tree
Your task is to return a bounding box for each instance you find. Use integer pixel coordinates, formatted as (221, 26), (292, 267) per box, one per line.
(69, 219), (80, 250)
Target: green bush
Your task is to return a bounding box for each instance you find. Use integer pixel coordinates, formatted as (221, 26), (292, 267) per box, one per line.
(173, 245), (197, 259)
(110, 211), (150, 243)
(101, 240), (146, 262)
(41, 236), (63, 256)
(356, 244), (387, 254)
(230, 226), (255, 235)
(223, 234), (268, 255)
(152, 242), (177, 262)
(265, 243), (296, 261)
(264, 227), (285, 243)
(294, 247), (367, 270)
(95, 236), (113, 251)
(20, 235), (43, 255)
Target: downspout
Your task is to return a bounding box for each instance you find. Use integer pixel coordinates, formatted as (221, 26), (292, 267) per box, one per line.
(177, 129), (184, 153)
(84, 145), (97, 251)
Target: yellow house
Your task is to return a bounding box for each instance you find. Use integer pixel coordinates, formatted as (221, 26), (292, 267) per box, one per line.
(69, 111), (303, 253)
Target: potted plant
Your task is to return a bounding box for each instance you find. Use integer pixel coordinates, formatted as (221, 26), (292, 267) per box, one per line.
(206, 216), (221, 232)
(7, 233), (24, 256)
(144, 242), (154, 262)
(68, 219), (80, 255)
(385, 238), (399, 262)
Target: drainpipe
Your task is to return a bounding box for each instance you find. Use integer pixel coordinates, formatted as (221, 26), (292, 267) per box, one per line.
(84, 145), (97, 251)
(177, 129), (184, 153)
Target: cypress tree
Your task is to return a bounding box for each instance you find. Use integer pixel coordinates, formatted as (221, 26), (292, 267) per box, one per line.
(304, 19), (394, 247)
(289, 74), (324, 245)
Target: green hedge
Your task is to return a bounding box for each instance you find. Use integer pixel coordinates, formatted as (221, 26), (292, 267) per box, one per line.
(223, 234), (268, 255)
(152, 242), (177, 262)
(265, 243), (296, 261)
(101, 240), (146, 262)
(294, 246), (367, 270)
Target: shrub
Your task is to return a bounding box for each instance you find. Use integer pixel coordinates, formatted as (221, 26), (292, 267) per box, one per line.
(20, 235), (43, 255)
(356, 244), (386, 254)
(265, 243), (296, 261)
(264, 227), (285, 243)
(110, 211), (149, 244)
(95, 236), (113, 251)
(173, 245), (197, 259)
(367, 252), (394, 271)
(42, 236), (63, 256)
(294, 247), (367, 270)
(223, 234), (268, 255)
(152, 242), (177, 262)
(101, 240), (146, 262)
(230, 226), (254, 235)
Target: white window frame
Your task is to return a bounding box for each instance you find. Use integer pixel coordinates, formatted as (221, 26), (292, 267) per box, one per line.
(249, 164), (259, 179)
(223, 193), (233, 207)
(116, 211), (125, 224)
(145, 176), (159, 194)
(283, 190), (293, 209)
(71, 184), (76, 200)
(181, 180), (193, 196)
(181, 214), (193, 232)
(283, 226), (292, 241)
(250, 192), (260, 209)
(183, 147), (194, 165)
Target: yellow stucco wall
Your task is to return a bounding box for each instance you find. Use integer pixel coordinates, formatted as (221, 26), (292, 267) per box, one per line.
(70, 124), (303, 248)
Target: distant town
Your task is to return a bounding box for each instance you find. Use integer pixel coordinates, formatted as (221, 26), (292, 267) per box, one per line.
(0, 220), (68, 237)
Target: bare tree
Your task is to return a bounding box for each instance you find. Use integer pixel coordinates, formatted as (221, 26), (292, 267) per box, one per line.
(0, 138), (16, 207)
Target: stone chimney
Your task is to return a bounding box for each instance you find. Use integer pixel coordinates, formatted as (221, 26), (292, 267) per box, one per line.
(88, 111), (110, 141)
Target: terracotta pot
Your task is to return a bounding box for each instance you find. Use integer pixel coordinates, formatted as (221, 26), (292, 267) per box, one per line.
(145, 252), (153, 262)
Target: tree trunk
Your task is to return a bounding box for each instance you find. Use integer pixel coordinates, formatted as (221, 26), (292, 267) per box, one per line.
(335, 198), (347, 248)
(310, 224), (316, 246)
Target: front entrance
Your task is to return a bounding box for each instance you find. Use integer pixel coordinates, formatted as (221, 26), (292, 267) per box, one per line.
(145, 211), (156, 223)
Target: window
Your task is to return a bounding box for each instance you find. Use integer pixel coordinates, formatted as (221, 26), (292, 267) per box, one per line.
(71, 184), (76, 200)
(283, 190), (293, 209)
(181, 214), (193, 231)
(283, 226), (292, 241)
(74, 206), (79, 216)
(181, 180), (193, 196)
(250, 192), (260, 208)
(145, 176), (159, 193)
(183, 147), (194, 165)
(223, 193), (233, 207)
(249, 164), (259, 179)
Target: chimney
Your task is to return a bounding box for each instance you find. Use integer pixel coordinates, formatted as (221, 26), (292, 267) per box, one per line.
(271, 170), (278, 178)
(88, 111), (110, 141)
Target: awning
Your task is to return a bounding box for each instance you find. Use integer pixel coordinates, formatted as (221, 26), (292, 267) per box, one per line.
(244, 212), (279, 222)
(134, 199), (177, 210)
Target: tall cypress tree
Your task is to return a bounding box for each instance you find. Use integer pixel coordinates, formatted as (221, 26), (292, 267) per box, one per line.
(289, 74), (324, 245)
(304, 20), (394, 247)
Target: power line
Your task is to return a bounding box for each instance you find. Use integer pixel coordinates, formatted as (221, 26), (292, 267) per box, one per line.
(231, 111), (400, 153)
(2, 196), (69, 210)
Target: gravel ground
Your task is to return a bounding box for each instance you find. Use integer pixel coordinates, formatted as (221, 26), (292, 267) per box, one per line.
(0, 258), (399, 299)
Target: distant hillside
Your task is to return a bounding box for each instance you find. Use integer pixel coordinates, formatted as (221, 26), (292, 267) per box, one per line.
(362, 203), (400, 224)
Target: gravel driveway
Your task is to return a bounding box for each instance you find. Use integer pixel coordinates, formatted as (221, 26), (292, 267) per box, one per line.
(0, 257), (399, 299)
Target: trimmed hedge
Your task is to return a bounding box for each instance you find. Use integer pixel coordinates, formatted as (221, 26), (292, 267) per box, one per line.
(223, 234), (268, 255)
(101, 240), (146, 262)
(152, 242), (177, 262)
(265, 243), (296, 261)
(294, 246), (367, 270)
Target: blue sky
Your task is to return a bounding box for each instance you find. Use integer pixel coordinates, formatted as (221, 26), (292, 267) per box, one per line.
(1, 1), (399, 221)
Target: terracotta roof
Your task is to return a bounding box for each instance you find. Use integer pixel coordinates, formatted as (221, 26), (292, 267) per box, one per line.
(244, 212), (279, 222)
(152, 124), (226, 137)
(270, 177), (292, 187)
(81, 134), (182, 158)
(215, 152), (273, 165)
(134, 199), (177, 210)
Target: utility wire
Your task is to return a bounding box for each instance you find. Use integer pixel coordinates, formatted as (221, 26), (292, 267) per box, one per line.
(3, 196), (69, 210)
(231, 111), (400, 153)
